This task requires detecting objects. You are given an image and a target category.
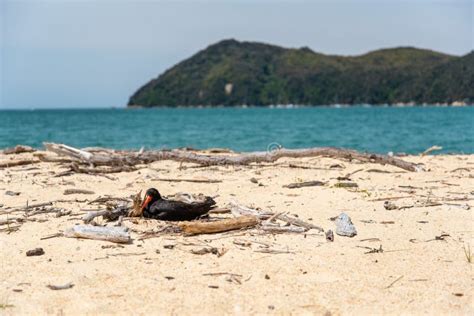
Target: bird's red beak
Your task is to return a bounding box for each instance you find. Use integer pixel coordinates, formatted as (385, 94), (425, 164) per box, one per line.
(141, 195), (153, 211)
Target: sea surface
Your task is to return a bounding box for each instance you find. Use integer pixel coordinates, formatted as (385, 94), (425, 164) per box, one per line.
(0, 107), (472, 154)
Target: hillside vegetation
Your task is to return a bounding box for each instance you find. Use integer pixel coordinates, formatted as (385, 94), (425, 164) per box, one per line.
(128, 39), (473, 107)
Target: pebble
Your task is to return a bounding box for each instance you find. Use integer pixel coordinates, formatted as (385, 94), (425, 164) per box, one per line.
(26, 248), (45, 256)
(335, 213), (357, 237)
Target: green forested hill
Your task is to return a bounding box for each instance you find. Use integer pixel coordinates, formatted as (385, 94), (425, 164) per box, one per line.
(128, 39), (473, 107)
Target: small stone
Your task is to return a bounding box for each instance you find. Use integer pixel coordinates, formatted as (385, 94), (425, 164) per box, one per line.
(265, 274), (270, 280)
(5, 191), (20, 196)
(325, 230), (334, 242)
(250, 177), (258, 184)
(335, 213), (357, 237)
(26, 248), (45, 256)
(384, 201), (398, 210)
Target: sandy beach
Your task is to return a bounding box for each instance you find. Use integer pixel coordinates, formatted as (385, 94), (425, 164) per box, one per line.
(1, 150), (473, 315)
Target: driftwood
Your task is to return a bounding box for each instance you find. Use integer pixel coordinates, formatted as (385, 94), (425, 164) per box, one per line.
(230, 201), (323, 233)
(278, 214), (324, 232)
(3, 145), (36, 155)
(82, 206), (129, 224)
(283, 181), (325, 189)
(178, 215), (259, 235)
(152, 177), (222, 183)
(229, 201), (273, 219)
(70, 163), (136, 174)
(63, 189), (95, 195)
(0, 160), (40, 169)
(64, 225), (131, 243)
(421, 145), (442, 156)
(260, 225), (306, 233)
(44, 143), (423, 172)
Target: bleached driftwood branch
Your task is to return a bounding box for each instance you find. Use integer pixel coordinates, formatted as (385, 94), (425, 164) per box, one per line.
(43, 143), (423, 172)
(230, 201), (323, 233)
(229, 201), (274, 219)
(64, 225), (131, 243)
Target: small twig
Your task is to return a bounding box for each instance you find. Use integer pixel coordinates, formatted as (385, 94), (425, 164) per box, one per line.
(385, 275), (404, 289)
(47, 282), (74, 290)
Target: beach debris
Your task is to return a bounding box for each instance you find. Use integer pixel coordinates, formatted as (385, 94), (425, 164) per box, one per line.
(421, 145), (442, 156)
(358, 245), (384, 254)
(43, 142), (424, 172)
(47, 282), (74, 290)
(334, 182), (359, 188)
(178, 215), (259, 235)
(366, 169), (392, 173)
(151, 177), (222, 183)
(384, 201), (398, 210)
(230, 201), (323, 233)
(359, 238), (381, 242)
(0, 159), (41, 169)
(107, 252), (146, 257)
(209, 207), (231, 214)
(64, 225), (131, 244)
(190, 247), (227, 257)
(191, 247), (218, 255)
(335, 213), (357, 237)
(82, 203), (129, 224)
(261, 225), (306, 234)
(26, 248), (45, 256)
(5, 191), (20, 196)
(229, 201), (273, 219)
(434, 233), (450, 241)
(274, 214), (323, 232)
(283, 180), (325, 189)
(25, 206), (68, 217)
(325, 230), (334, 242)
(3, 145), (36, 155)
(0, 218), (18, 226)
(63, 189), (95, 195)
(337, 168), (364, 181)
(425, 233), (450, 242)
(40, 233), (63, 240)
(385, 275), (404, 289)
(254, 248), (295, 254)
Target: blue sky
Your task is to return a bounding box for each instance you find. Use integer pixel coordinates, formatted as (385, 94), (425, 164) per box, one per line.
(1, 0), (472, 109)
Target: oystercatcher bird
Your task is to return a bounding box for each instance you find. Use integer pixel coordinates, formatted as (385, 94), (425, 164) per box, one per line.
(139, 188), (215, 221)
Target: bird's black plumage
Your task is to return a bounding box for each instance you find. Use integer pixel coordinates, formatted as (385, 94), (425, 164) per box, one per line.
(142, 188), (215, 221)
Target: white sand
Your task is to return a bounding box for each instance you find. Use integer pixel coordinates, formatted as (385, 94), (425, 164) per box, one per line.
(1, 152), (473, 315)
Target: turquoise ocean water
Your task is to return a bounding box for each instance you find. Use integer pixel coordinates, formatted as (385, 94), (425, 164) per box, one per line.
(0, 107), (472, 154)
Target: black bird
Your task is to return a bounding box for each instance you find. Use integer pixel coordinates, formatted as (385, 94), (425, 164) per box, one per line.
(140, 188), (216, 221)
